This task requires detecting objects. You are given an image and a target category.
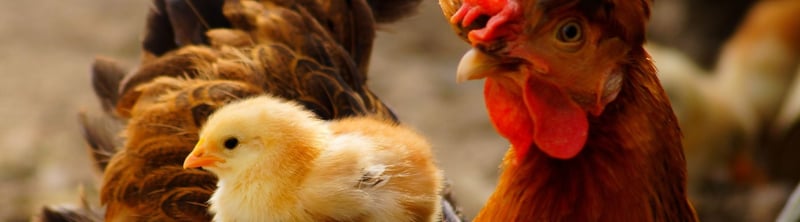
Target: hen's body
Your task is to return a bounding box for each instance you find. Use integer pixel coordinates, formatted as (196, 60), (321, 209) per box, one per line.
(62, 0), (463, 221)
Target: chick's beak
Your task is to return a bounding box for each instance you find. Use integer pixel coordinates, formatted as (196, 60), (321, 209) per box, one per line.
(183, 138), (225, 169)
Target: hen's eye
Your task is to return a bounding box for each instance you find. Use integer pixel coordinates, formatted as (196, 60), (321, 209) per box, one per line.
(557, 21), (582, 42)
(224, 137), (239, 149)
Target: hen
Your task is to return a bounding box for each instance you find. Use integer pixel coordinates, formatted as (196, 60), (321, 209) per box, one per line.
(653, 0), (800, 220)
(706, 0), (800, 219)
(184, 95), (443, 222)
(40, 0), (465, 221)
(440, 0), (698, 221)
(713, 0), (800, 186)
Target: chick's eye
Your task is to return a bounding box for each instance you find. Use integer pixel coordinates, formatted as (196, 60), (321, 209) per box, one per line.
(557, 21), (582, 42)
(223, 137), (238, 149)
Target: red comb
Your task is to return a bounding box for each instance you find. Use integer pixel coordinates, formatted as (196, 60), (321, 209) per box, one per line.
(469, 0), (509, 14)
(450, 0), (520, 43)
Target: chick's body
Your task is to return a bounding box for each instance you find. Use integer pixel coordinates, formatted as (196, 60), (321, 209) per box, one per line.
(185, 95), (442, 222)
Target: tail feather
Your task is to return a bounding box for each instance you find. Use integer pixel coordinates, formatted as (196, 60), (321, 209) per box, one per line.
(34, 187), (104, 222)
(366, 0), (424, 23)
(139, 0), (388, 87)
(77, 111), (123, 173)
(90, 57), (126, 113)
(35, 207), (102, 222)
(142, 0), (229, 60)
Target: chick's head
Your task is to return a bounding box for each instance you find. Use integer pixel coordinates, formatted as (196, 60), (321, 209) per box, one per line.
(183, 95), (328, 179)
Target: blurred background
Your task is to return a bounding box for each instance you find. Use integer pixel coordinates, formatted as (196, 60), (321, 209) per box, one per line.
(2, 0), (799, 221)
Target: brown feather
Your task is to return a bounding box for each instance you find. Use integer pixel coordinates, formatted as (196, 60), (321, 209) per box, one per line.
(92, 0), (460, 221)
(366, 0), (423, 23)
(77, 111), (123, 172)
(35, 186), (104, 222)
(90, 57), (127, 113)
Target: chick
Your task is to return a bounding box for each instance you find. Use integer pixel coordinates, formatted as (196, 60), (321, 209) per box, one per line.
(183, 95), (443, 222)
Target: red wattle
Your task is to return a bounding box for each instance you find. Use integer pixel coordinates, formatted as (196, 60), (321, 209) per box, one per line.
(484, 78), (535, 163)
(523, 77), (588, 159)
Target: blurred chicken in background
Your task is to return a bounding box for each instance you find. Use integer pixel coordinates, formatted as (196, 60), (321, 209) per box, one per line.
(649, 0), (756, 68)
(654, 0), (800, 220)
(720, 0), (800, 187)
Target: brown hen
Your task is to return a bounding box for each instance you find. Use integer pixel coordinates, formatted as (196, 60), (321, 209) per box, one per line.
(441, 0), (697, 221)
(40, 0), (464, 221)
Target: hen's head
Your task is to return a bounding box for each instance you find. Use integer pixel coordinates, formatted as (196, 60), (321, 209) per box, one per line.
(183, 95), (326, 179)
(444, 0), (652, 161)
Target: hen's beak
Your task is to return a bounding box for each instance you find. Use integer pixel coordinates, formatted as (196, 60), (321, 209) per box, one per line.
(457, 49), (530, 85)
(183, 138), (225, 169)
(456, 49), (498, 83)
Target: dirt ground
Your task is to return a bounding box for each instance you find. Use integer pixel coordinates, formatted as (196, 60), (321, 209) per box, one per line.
(0, 0), (789, 221)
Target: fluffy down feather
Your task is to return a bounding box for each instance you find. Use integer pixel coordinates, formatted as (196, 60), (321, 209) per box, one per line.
(184, 95), (443, 222)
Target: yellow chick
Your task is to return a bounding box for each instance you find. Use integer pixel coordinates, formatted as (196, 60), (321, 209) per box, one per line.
(183, 95), (443, 222)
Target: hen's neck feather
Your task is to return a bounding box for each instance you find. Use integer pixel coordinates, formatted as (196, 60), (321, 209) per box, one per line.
(476, 48), (697, 222)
